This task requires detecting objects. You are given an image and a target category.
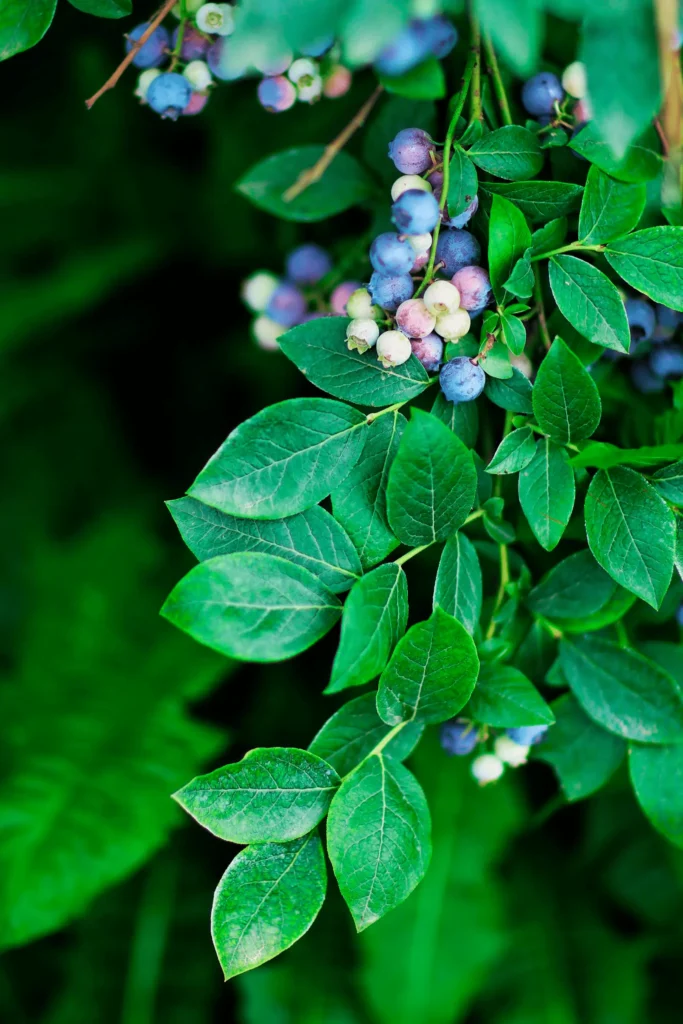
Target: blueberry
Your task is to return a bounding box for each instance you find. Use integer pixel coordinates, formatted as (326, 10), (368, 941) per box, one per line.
(126, 23), (170, 69)
(506, 725), (548, 746)
(521, 71), (564, 116)
(677, 602), (683, 628)
(654, 303), (681, 341)
(183, 91), (209, 116)
(419, 15), (458, 59)
(625, 297), (656, 344)
(323, 65), (352, 99)
(374, 22), (432, 77)
(207, 38), (249, 80)
(285, 244), (332, 285)
(368, 272), (414, 311)
(411, 333), (443, 372)
(330, 281), (361, 315)
(650, 344), (683, 378)
(370, 232), (415, 275)
(391, 174), (433, 202)
(146, 72), (192, 119)
(396, 298), (436, 338)
(440, 356), (485, 402)
(440, 718), (478, 756)
(388, 127), (435, 175)
(435, 229), (481, 276)
(435, 308), (471, 340)
(471, 754), (505, 785)
(265, 282), (307, 327)
(257, 75), (297, 113)
(171, 24), (209, 61)
(300, 34), (334, 57)
(494, 735), (529, 767)
(446, 195), (479, 229)
(196, 2), (235, 36)
(451, 266), (492, 313)
(391, 189), (440, 235)
(376, 329), (413, 367)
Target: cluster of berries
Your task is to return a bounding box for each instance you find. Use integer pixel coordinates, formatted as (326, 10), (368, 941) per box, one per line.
(440, 719), (549, 786)
(620, 296), (683, 393)
(521, 60), (591, 137)
(373, 14), (457, 76)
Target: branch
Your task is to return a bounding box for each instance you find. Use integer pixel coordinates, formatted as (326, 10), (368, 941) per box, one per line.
(85, 0), (178, 110)
(654, 0), (682, 205)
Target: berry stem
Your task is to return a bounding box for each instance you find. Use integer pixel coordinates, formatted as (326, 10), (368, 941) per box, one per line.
(533, 265), (552, 350)
(169, 0), (188, 71)
(485, 541), (509, 640)
(394, 543), (433, 567)
(530, 241), (604, 262)
(85, 0), (178, 109)
(482, 32), (512, 126)
(469, 13), (483, 124)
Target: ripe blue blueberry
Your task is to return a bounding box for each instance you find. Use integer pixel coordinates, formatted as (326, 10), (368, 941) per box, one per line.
(440, 718), (478, 756)
(631, 361), (665, 394)
(446, 195), (479, 229)
(265, 282), (307, 327)
(654, 303), (681, 341)
(374, 22), (432, 77)
(521, 71), (564, 116)
(650, 344), (683, 378)
(419, 15), (458, 58)
(126, 23), (170, 69)
(506, 725), (548, 746)
(285, 244), (332, 285)
(392, 189), (440, 235)
(368, 271), (414, 312)
(677, 602), (683, 627)
(625, 298), (656, 344)
(146, 72), (192, 120)
(451, 266), (492, 314)
(435, 229), (481, 276)
(388, 127), (435, 175)
(370, 232), (416, 275)
(440, 356), (485, 403)
(257, 75), (297, 113)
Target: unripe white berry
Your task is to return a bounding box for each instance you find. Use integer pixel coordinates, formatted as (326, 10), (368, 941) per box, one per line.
(196, 2), (234, 35)
(376, 330), (412, 368)
(346, 318), (380, 353)
(297, 75), (323, 103)
(407, 232), (432, 254)
(184, 59), (213, 91)
(288, 58), (318, 84)
(435, 307), (471, 340)
(424, 280), (460, 316)
(135, 68), (161, 101)
(471, 754), (505, 786)
(391, 174), (433, 202)
(242, 271), (279, 312)
(562, 60), (587, 99)
(346, 288), (382, 321)
(252, 315), (284, 350)
(494, 735), (530, 767)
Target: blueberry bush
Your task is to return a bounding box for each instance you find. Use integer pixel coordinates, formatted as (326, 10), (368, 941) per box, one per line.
(4, 0), (683, 1019)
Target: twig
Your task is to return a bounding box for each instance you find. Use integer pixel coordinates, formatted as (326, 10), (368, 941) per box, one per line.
(482, 32), (512, 126)
(282, 85), (384, 203)
(85, 0), (178, 109)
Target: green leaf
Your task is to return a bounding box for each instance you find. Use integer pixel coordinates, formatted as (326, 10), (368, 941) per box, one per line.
(308, 692), (423, 777)
(531, 216), (568, 256)
(535, 694), (626, 801)
(571, 441), (683, 470)
(653, 461), (683, 504)
(486, 427), (536, 475)
(488, 194), (532, 303)
(175, 748), (340, 844)
(68, 0), (130, 15)
(578, 166), (646, 245)
(433, 532), (482, 635)
(500, 310), (527, 354)
(468, 126), (543, 182)
(236, 147), (373, 222)
(630, 743), (683, 848)
(475, 0), (540, 75)
(518, 438), (575, 551)
(327, 754), (431, 931)
(584, 467), (675, 608)
(279, 318), (430, 408)
(532, 337), (601, 443)
(377, 607), (479, 726)
(548, 255), (630, 353)
(560, 636), (683, 743)
(0, 0), (56, 60)
(386, 410), (477, 546)
(430, 391), (479, 448)
(377, 56), (446, 100)
(677, 518), (683, 582)
(331, 412), (406, 570)
(167, 497), (360, 593)
(212, 832), (326, 980)
(549, 586), (636, 634)
(161, 552), (341, 662)
(482, 181), (583, 223)
(447, 147), (478, 219)
(480, 337), (513, 379)
(485, 369), (533, 413)
(569, 123), (662, 183)
(605, 227), (683, 312)
(189, 398), (367, 519)
(327, 563), (408, 694)
(527, 549), (617, 621)
(467, 663), (554, 727)
(503, 253), (534, 301)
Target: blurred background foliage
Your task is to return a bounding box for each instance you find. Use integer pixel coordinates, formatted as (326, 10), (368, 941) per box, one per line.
(3, 2), (683, 1022)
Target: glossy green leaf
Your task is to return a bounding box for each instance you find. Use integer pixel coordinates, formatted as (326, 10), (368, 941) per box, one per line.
(68, 0), (130, 15)
(605, 227), (683, 312)
(503, 254), (534, 302)
(212, 832), (326, 980)
(0, 0), (56, 60)
(430, 391), (479, 448)
(280, 318), (430, 407)
(584, 467), (675, 608)
(488, 194), (532, 303)
(653, 461), (683, 504)
(578, 166), (646, 245)
(447, 147), (478, 218)
(548, 255), (629, 353)
(485, 368), (533, 413)
(532, 337), (601, 443)
(480, 337), (513, 379)
(500, 310), (527, 354)
(482, 181), (582, 223)
(161, 552), (341, 662)
(189, 398), (366, 519)
(569, 123), (662, 183)
(386, 410), (477, 546)
(327, 754), (431, 931)
(527, 549), (617, 620)
(486, 427), (536, 475)
(560, 636), (683, 743)
(550, 586), (636, 634)
(630, 743), (683, 848)
(327, 562), (408, 694)
(531, 216), (568, 256)
(468, 126), (543, 182)
(433, 532), (482, 635)
(377, 607), (479, 726)
(571, 441), (683, 470)
(175, 748), (340, 844)
(475, 0), (540, 74)
(467, 663), (554, 727)
(377, 56), (446, 100)
(518, 438), (575, 551)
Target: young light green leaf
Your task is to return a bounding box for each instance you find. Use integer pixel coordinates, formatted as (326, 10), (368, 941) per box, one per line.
(167, 497), (360, 593)
(279, 319), (430, 407)
(485, 368), (533, 413)
(447, 146), (478, 218)
(327, 562), (408, 694)
(189, 398), (366, 519)
(467, 663), (554, 727)
(377, 607), (479, 726)
(482, 181), (582, 223)
(532, 336), (601, 443)
(212, 832), (326, 980)
(605, 227), (683, 312)
(161, 552), (341, 662)
(584, 467), (675, 608)
(327, 754), (431, 931)
(430, 391), (479, 448)
(500, 310), (527, 354)
(486, 427), (536, 475)
(531, 216), (568, 256)
(535, 694), (626, 801)
(175, 748), (340, 844)
(560, 636), (683, 743)
(386, 409), (477, 546)
(548, 255), (629, 353)
(377, 56), (446, 100)
(332, 412), (406, 570)
(527, 548), (617, 620)
(578, 166), (646, 245)
(308, 692), (423, 777)
(630, 743), (683, 848)
(468, 125), (543, 181)
(569, 123), (662, 183)
(488, 194), (533, 302)
(0, 0), (57, 60)
(653, 461), (683, 504)
(433, 533), (482, 636)
(503, 253), (534, 301)
(518, 438), (575, 551)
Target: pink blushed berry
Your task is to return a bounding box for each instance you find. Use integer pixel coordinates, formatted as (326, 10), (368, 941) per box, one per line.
(396, 298), (436, 338)
(411, 333), (443, 372)
(183, 91), (210, 115)
(323, 65), (352, 98)
(451, 266), (492, 313)
(330, 281), (361, 315)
